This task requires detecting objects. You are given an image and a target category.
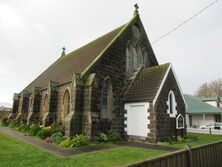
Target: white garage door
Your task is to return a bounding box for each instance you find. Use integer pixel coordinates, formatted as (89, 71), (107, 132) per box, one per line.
(125, 102), (149, 137)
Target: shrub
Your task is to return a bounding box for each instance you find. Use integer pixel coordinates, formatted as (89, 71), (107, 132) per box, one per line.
(51, 123), (63, 134)
(59, 138), (72, 148)
(29, 124), (41, 136)
(97, 133), (108, 143)
(158, 136), (174, 144)
(177, 136), (185, 143)
(17, 123), (29, 133)
(51, 132), (64, 144)
(8, 120), (19, 128)
(71, 135), (89, 147)
(37, 126), (52, 139)
(107, 131), (121, 142)
(1, 118), (9, 126)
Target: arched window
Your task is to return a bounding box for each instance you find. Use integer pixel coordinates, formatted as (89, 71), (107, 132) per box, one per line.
(143, 50), (149, 68)
(167, 91), (177, 117)
(129, 44), (134, 74)
(132, 25), (140, 41)
(29, 96), (33, 113)
(63, 90), (71, 119)
(44, 94), (49, 113)
(133, 47), (138, 69)
(126, 47), (130, 75)
(137, 46), (143, 65)
(101, 77), (113, 119)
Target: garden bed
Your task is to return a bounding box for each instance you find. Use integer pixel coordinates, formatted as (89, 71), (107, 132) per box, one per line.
(1, 118), (122, 149)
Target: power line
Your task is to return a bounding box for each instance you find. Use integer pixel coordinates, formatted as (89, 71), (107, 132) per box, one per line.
(151, 0), (219, 45)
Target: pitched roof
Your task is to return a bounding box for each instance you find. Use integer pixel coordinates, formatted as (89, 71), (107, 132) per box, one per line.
(201, 97), (221, 102)
(124, 63), (170, 102)
(184, 94), (222, 114)
(23, 23), (127, 92)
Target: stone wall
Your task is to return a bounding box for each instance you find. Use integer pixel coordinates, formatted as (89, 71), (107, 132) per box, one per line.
(154, 69), (186, 141)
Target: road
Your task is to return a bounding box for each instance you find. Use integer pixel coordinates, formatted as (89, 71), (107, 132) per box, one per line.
(187, 128), (222, 135)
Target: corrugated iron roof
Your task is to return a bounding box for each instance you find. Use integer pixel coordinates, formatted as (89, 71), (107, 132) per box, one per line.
(184, 94), (222, 114)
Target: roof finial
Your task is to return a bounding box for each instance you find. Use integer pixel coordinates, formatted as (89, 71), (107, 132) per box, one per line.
(134, 3), (139, 16)
(61, 47), (66, 57)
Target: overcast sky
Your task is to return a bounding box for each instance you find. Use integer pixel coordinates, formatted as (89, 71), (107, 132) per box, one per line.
(0, 0), (222, 104)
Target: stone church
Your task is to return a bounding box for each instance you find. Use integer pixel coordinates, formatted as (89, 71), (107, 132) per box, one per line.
(10, 6), (186, 142)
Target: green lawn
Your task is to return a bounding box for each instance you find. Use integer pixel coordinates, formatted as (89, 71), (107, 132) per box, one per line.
(165, 132), (222, 149)
(0, 132), (167, 167)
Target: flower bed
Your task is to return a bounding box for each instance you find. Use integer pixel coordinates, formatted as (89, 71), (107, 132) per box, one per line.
(1, 118), (122, 148)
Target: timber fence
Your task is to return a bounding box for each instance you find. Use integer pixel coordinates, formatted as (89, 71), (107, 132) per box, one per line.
(126, 141), (222, 167)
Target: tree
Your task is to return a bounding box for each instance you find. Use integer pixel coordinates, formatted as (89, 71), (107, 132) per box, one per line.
(194, 79), (222, 97)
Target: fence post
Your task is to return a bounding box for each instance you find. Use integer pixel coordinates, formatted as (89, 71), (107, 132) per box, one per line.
(185, 144), (193, 167)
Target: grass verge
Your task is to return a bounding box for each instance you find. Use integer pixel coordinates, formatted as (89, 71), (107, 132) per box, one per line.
(162, 132), (222, 149)
(0, 131), (167, 167)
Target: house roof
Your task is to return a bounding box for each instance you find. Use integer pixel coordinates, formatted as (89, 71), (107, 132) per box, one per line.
(23, 19), (133, 92)
(184, 94), (222, 114)
(124, 63), (170, 102)
(201, 97), (221, 102)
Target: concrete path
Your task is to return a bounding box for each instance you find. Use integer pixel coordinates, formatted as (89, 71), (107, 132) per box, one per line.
(0, 126), (178, 156)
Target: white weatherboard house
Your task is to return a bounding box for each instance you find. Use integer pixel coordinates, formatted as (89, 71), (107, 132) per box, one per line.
(184, 94), (222, 128)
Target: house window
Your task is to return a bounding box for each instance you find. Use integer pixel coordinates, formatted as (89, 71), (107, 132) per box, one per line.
(143, 50), (149, 68)
(29, 97), (33, 113)
(44, 94), (49, 113)
(126, 25), (145, 76)
(126, 44), (145, 76)
(137, 46), (143, 65)
(101, 77), (113, 119)
(132, 25), (140, 40)
(63, 90), (71, 119)
(167, 91), (177, 117)
(126, 47), (130, 76)
(169, 93), (173, 114)
(133, 47), (138, 69)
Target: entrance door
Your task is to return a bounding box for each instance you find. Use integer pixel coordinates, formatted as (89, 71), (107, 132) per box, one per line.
(126, 103), (149, 137)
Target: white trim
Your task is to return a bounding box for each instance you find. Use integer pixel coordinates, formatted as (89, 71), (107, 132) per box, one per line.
(176, 114), (185, 129)
(152, 64), (187, 108)
(167, 90), (177, 117)
(170, 64), (188, 108)
(153, 64), (171, 105)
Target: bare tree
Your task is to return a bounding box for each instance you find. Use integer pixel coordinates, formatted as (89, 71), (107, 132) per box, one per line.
(194, 79), (222, 97)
